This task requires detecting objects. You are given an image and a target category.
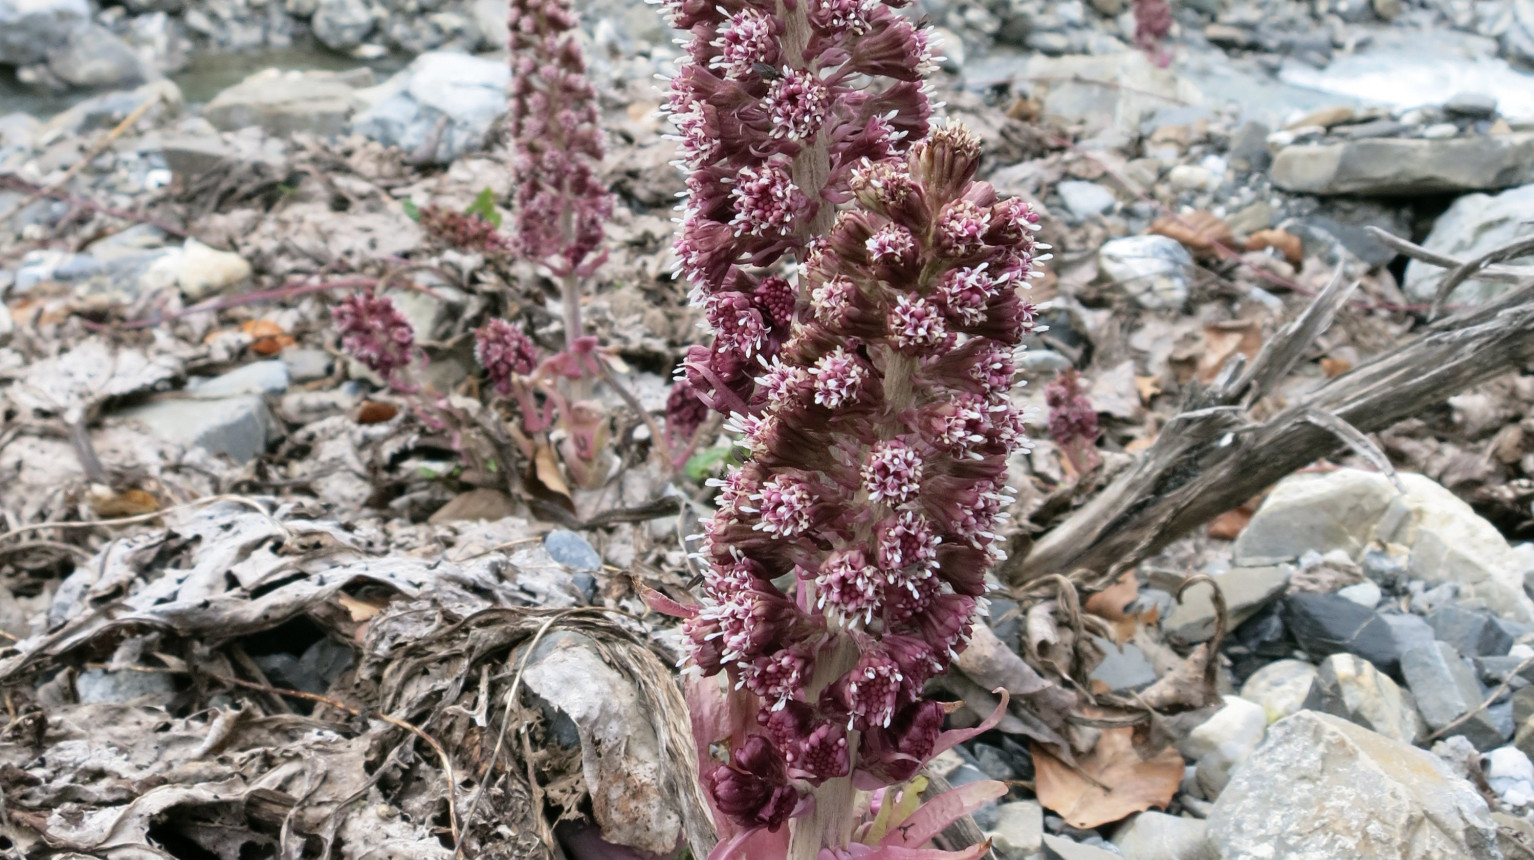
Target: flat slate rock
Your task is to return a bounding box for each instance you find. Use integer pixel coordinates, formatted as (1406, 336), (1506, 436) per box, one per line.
(1283, 592), (1402, 676)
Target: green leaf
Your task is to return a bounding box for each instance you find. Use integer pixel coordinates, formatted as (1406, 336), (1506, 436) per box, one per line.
(401, 198), (420, 221)
(684, 442), (740, 481)
(465, 188), (502, 229)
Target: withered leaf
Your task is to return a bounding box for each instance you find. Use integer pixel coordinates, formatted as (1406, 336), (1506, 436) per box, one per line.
(1150, 211), (1233, 256)
(1244, 228), (1304, 266)
(1033, 716), (1184, 829)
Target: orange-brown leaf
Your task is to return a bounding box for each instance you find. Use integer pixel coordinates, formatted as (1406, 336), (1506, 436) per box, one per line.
(89, 488), (161, 518)
(1195, 320), (1263, 385)
(355, 401), (399, 424)
(1033, 721), (1184, 829)
(1084, 571), (1143, 640)
(1320, 356), (1352, 378)
(1207, 507), (1253, 541)
(1150, 211), (1233, 256)
(1244, 229), (1304, 266)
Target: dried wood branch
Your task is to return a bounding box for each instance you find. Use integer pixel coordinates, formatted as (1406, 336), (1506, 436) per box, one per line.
(1007, 237), (1534, 585)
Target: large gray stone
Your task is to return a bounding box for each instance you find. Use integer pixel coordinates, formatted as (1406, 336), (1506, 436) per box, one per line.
(1024, 52), (1204, 136)
(204, 68), (366, 137)
(988, 800), (1043, 860)
(1097, 235), (1193, 311)
(1283, 593), (1402, 675)
(1401, 641), (1504, 750)
(350, 51), (509, 164)
(0, 0), (89, 65)
(1270, 134), (1534, 196)
(1235, 469), (1534, 623)
(1403, 183), (1534, 306)
(1111, 812), (1216, 860)
(1209, 711), (1502, 860)
(45, 24), (156, 89)
(1179, 696), (1268, 796)
(312, 0), (374, 50)
(1163, 566), (1290, 644)
(1303, 653), (1426, 743)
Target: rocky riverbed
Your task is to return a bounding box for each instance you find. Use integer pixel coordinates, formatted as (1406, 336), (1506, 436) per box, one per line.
(5, 0), (1534, 857)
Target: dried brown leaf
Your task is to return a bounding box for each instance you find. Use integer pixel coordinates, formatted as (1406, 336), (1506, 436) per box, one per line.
(1083, 572), (1141, 640)
(88, 487), (161, 518)
(534, 441), (573, 500)
(1195, 320), (1264, 385)
(1244, 229), (1304, 266)
(1033, 717), (1184, 829)
(355, 400), (399, 424)
(1206, 506), (1252, 541)
(1150, 211), (1232, 256)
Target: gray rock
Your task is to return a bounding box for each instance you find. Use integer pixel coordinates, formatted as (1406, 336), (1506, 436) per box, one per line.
(351, 51), (509, 164)
(1403, 183), (1534, 306)
(1270, 134), (1534, 196)
(1098, 235), (1193, 310)
(154, 135), (235, 178)
(313, 0), (374, 50)
(1304, 653), (1426, 743)
(1236, 469), (1534, 623)
(1111, 812), (1215, 860)
(1025, 52), (1204, 136)
(1088, 637), (1158, 693)
(119, 395), (276, 463)
(1164, 566), (1290, 644)
(46, 24), (155, 89)
(545, 529), (601, 572)
(1056, 180), (1116, 219)
(1402, 641), (1504, 749)
(187, 361), (289, 398)
(1284, 593), (1401, 675)
(0, 0), (89, 66)
(282, 348), (333, 383)
(205, 68), (365, 136)
(1240, 659), (1318, 723)
(989, 800), (1043, 860)
(76, 668), (177, 704)
(1180, 696), (1268, 796)
(1042, 835), (1119, 860)
(1209, 711), (1502, 860)
(1429, 605), (1515, 657)
(1445, 92), (1498, 118)
(43, 79), (182, 135)
(1381, 612), (1438, 657)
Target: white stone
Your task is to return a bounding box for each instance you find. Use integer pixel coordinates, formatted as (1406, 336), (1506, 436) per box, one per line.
(1168, 164), (1217, 191)
(1111, 811), (1216, 860)
(1179, 696), (1268, 796)
(1485, 747), (1534, 807)
(989, 800), (1043, 859)
(1240, 659), (1318, 724)
(1098, 234), (1193, 310)
(1056, 180), (1117, 219)
(138, 238), (252, 299)
(1338, 580), (1383, 608)
(1209, 711), (1502, 860)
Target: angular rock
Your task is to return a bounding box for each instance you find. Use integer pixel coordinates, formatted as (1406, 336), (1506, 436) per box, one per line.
(351, 51), (509, 164)
(312, 0), (374, 49)
(1088, 637), (1158, 694)
(187, 361), (289, 398)
(1402, 642), (1504, 750)
(1042, 835), (1119, 860)
(545, 529), (601, 572)
(1240, 659), (1318, 723)
(1270, 134), (1534, 196)
(1179, 696), (1268, 796)
(1445, 92), (1498, 118)
(1024, 52), (1204, 136)
(1056, 180), (1117, 219)
(118, 396), (276, 464)
(1237, 469), (1534, 623)
(75, 667), (177, 705)
(205, 68), (366, 137)
(1304, 653), (1426, 743)
(0, 0), (89, 65)
(1381, 611), (1437, 657)
(1209, 711), (1502, 860)
(1337, 580), (1382, 608)
(989, 800), (1043, 860)
(1429, 605), (1515, 657)
(1284, 593), (1401, 674)
(1097, 235), (1193, 311)
(1403, 183), (1534, 305)
(46, 24), (155, 89)
(1111, 812), (1215, 860)
(1485, 747), (1534, 808)
(1164, 566), (1291, 644)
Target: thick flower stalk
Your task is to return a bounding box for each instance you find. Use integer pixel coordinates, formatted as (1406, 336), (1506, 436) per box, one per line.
(664, 0), (937, 416)
(659, 126), (1046, 860)
(508, 0), (614, 352)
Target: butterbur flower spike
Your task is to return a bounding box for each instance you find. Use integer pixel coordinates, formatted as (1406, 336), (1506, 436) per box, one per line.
(665, 124), (1046, 860)
(666, 0), (935, 414)
(332, 292), (416, 383)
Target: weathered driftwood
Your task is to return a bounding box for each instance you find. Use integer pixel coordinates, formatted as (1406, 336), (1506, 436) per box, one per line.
(1006, 236), (1534, 586)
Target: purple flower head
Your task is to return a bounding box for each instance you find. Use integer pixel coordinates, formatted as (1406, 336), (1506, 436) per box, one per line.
(1046, 368), (1102, 475)
(706, 734), (799, 831)
(666, 378), (710, 443)
(507, 0), (612, 272)
(333, 293), (415, 381)
(474, 319), (539, 396)
(680, 121), (1046, 845)
(417, 204), (514, 258)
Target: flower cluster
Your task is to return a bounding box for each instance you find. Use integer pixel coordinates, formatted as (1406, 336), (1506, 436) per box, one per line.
(417, 204), (515, 258)
(672, 126), (1046, 846)
(332, 293), (416, 382)
(508, 0), (613, 273)
(1133, 0), (1173, 66)
(1044, 367), (1101, 475)
(665, 0), (937, 415)
(475, 318), (541, 396)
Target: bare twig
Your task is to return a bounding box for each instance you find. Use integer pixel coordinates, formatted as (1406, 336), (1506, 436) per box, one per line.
(1426, 653), (1534, 743)
(1, 95), (161, 225)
